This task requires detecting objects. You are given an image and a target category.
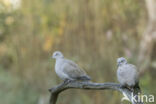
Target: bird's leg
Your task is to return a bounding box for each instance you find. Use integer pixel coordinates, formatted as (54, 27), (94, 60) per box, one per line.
(63, 79), (74, 85)
(130, 86), (134, 92)
(63, 79), (70, 85)
(126, 86), (134, 92)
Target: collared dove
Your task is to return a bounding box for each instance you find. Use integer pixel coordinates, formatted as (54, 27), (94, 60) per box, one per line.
(52, 51), (91, 81)
(117, 57), (140, 92)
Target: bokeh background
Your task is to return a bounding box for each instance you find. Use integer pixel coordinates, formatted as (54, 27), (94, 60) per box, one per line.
(0, 0), (156, 104)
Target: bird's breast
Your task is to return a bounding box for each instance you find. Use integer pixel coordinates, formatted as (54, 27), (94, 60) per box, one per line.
(55, 60), (67, 80)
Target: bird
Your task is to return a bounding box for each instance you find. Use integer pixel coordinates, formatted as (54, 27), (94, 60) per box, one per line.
(117, 57), (140, 93)
(52, 51), (91, 83)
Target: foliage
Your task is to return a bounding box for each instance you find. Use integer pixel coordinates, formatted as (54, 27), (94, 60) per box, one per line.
(0, 0), (155, 104)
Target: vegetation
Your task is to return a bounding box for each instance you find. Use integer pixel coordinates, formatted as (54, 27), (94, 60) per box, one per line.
(0, 0), (155, 104)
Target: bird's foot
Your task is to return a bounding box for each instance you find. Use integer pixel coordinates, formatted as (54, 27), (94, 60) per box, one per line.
(126, 86), (134, 92)
(120, 85), (133, 92)
(63, 79), (69, 85)
(63, 79), (75, 85)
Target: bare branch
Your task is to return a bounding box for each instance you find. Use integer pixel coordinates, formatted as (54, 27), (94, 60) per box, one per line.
(49, 81), (143, 104)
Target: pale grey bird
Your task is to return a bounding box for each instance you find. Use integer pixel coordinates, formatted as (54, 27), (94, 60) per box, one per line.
(52, 51), (91, 82)
(117, 57), (140, 92)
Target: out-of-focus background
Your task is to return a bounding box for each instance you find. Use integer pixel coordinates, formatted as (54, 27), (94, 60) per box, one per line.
(0, 0), (156, 104)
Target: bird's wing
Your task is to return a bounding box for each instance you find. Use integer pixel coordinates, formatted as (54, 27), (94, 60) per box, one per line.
(128, 64), (139, 82)
(61, 59), (86, 78)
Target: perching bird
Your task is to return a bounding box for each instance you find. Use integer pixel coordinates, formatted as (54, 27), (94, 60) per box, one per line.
(117, 57), (140, 92)
(52, 51), (91, 82)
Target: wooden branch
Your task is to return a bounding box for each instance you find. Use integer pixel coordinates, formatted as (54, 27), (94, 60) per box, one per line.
(49, 81), (144, 104)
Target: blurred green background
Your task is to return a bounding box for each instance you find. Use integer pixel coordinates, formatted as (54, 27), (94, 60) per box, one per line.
(0, 0), (156, 104)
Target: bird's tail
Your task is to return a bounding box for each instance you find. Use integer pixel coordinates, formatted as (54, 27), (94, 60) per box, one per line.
(131, 83), (143, 103)
(133, 82), (141, 94)
(77, 75), (91, 81)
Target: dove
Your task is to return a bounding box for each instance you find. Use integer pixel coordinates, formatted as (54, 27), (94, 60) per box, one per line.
(117, 57), (140, 92)
(52, 51), (91, 82)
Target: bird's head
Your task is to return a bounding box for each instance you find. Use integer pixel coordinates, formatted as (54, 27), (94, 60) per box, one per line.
(52, 51), (64, 59)
(117, 57), (127, 66)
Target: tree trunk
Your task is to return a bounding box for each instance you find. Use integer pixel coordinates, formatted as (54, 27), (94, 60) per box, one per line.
(138, 0), (156, 75)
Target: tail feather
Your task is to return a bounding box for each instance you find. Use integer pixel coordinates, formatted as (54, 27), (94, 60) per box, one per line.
(132, 83), (143, 103)
(133, 82), (141, 94)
